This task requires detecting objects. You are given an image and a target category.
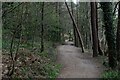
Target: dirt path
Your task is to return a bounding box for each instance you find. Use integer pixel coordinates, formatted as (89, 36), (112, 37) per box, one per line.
(57, 42), (106, 78)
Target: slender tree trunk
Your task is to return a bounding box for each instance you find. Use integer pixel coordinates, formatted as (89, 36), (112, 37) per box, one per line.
(56, 2), (61, 42)
(90, 2), (98, 57)
(41, 2), (44, 52)
(116, 2), (120, 71)
(85, 32), (88, 48)
(7, 8), (23, 77)
(100, 2), (117, 69)
(95, 2), (103, 55)
(32, 30), (35, 48)
(71, 2), (78, 47)
(55, 2), (58, 42)
(117, 2), (120, 61)
(65, 2), (85, 53)
(14, 28), (22, 61)
(76, 4), (80, 47)
(58, 2), (62, 42)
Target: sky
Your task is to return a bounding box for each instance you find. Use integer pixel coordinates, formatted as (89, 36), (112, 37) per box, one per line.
(73, 0), (77, 4)
(66, 0), (78, 4)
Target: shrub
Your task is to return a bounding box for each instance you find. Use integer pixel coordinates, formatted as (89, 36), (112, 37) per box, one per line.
(102, 70), (120, 80)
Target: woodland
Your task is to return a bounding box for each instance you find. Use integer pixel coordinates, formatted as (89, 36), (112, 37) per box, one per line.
(1, 1), (120, 79)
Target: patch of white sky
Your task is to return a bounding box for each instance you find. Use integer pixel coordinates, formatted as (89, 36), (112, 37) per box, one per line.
(73, 0), (77, 4)
(66, 0), (79, 4)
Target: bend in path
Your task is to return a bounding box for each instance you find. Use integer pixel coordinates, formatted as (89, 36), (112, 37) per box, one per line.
(57, 44), (106, 78)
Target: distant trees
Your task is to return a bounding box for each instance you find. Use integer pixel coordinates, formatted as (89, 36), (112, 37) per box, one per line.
(2, 2), (66, 78)
(3, 2), (120, 75)
(71, 2), (78, 47)
(77, 3), (91, 50)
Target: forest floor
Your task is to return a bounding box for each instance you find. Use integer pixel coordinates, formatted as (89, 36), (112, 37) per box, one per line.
(57, 42), (106, 78)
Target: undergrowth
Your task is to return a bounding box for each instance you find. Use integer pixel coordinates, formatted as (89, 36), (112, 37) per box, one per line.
(2, 40), (62, 79)
(102, 70), (120, 80)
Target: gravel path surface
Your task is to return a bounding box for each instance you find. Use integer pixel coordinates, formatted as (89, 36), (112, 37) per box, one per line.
(57, 43), (105, 78)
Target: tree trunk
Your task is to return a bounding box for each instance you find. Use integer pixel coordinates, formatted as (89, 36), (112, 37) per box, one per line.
(117, 2), (120, 61)
(71, 2), (78, 47)
(116, 2), (120, 71)
(90, 2), (98, 57)
(65, 2), (85, 53)
(58, 3), (62, 43)
(41, 2), (44, 52)
(76, 4), (80, 47)
(100, 2), (117, 69)
(95, 2), (103, 55)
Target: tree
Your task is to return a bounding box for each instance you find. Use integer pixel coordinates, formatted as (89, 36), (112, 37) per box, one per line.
(65, 2), (85, 53)
(90, 2), (98, 57)
(116, 2), (120, 71)
(75, 4), (80, 47)
(71, 2), (79, 47)
(78, 2), (91, 49)
(5, 3), (26, 77)
(41, 2), (44, 52)
(2, 2), (66, 78)
(95, 2), (103, 55)
(100, 2), (117, 69)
